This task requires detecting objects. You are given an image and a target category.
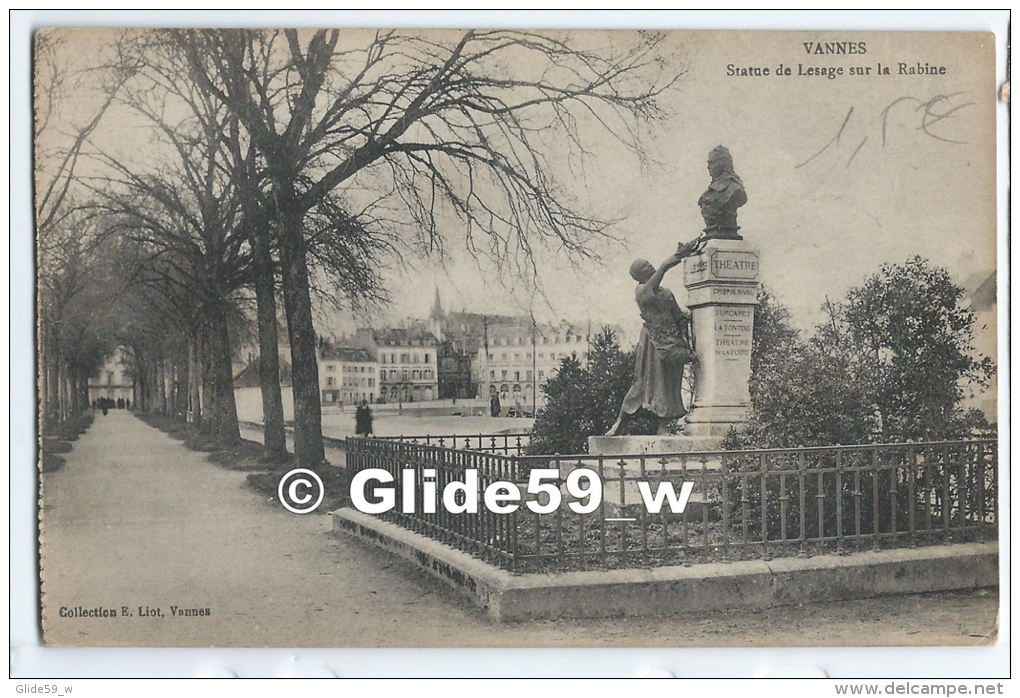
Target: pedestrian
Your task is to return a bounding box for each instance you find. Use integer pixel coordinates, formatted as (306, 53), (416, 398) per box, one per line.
(490, 393), (501, 418)
(355, 399), (374, 436)
(117, 397), (125, 409)
(101, 398), (109, 416)
(125, 399), (130, 410)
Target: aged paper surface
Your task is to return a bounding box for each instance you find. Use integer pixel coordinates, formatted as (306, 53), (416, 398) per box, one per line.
(37, 28), (998, 648)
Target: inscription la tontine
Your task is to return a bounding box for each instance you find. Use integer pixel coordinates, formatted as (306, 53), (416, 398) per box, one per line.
(714, 307), (753, 362)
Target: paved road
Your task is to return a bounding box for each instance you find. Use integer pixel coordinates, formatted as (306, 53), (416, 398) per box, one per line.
(41, 411), (998, 648)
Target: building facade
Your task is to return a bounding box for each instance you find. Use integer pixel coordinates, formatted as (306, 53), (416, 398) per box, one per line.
(317, 343), (378, 406)
(475, 321), (589, 414)
(353, 327), (439, 403)
(436, 340), (475, 399)
(88, 346), (134, 406)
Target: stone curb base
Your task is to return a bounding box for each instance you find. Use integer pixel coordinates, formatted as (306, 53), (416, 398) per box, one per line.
(331, 508), (998, 622)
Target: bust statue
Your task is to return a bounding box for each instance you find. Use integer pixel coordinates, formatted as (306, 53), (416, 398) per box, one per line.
(698, 145), (747, 240)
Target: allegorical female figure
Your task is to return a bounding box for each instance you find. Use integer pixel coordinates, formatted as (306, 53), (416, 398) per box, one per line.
(606, 237), (704, 436)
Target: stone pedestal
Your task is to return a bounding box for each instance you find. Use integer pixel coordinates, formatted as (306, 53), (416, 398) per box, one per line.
(681, 237), (760, 442)
(580, 436), (722, 515)
(587, 434), (724, 455)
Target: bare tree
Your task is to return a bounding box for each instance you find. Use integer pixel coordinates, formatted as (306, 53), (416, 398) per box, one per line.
(35, 30), (135, 425)
(175, 28), (683, 466)
(85, 102), (249, 441)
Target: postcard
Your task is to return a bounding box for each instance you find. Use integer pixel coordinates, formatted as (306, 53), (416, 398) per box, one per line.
(36, 27), (999, 649)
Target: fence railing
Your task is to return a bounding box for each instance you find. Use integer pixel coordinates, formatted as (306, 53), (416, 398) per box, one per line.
(346, 438), (521, 569)
(373, 432), (531, 456)
(345, 437), (998, 573)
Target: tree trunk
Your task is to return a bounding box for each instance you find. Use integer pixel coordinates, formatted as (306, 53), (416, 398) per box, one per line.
(159, 357), (168, 415)
(57, 358), (68, 422)
(70, 368), (82, 415)
(251, 228), (288, 458)
(188, 333), (202, 426)
(205, 301), (241, 442)
(199, 323), (215, 433)
(275, 197), (324, 466)
(148, 359), (159, 414)
(47, 347), (60, 425)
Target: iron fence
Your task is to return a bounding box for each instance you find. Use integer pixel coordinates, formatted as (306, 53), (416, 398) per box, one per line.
(345, 437), (997, 573)
(373, 432), (530, 455)
(346, 438), (520, 568)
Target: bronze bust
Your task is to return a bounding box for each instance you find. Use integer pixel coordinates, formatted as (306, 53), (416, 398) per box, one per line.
(698, 145), (747, 240)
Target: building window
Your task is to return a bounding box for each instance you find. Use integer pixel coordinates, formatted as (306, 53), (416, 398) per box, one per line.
(489, 370), (495, 379)
(424, 354), (430, 363)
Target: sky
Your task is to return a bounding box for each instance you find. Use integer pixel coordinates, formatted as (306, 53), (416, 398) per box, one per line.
(40, 28), (998, 349)
(321, 30), (998, 345)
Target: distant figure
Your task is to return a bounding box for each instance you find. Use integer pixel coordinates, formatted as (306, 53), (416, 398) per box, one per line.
(117, 397), (125, 409)
(101, 398), (109, 417)
(355, 399), (374, 436)
(490, 393), (501, 418)
(92, 399), (97, 409)
(340, 400), (344, 414)
(125, 399), (130, 410)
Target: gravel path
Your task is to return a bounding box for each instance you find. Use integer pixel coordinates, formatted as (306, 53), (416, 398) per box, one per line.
(41, 411), (998, 648)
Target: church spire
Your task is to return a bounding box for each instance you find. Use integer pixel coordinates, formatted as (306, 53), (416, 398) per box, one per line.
(430, 287), (443, 319)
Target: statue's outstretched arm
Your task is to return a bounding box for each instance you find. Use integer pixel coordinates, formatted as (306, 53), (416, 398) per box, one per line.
(649, 237), (704, 292)
(648, 254), (682, 292)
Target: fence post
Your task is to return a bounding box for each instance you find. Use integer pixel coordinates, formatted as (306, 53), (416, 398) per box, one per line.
(872, 449), (881, 552)
(720, 454), (731, 563)
(835, 450), (845, 556)
(759, 454), (769, 560)
(942, 443), (952, 545)
(798, 452), (808, 558)
(888, 447), (898, 547)
(510, 455), (520, 572)
(977, 442), (986, 536)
